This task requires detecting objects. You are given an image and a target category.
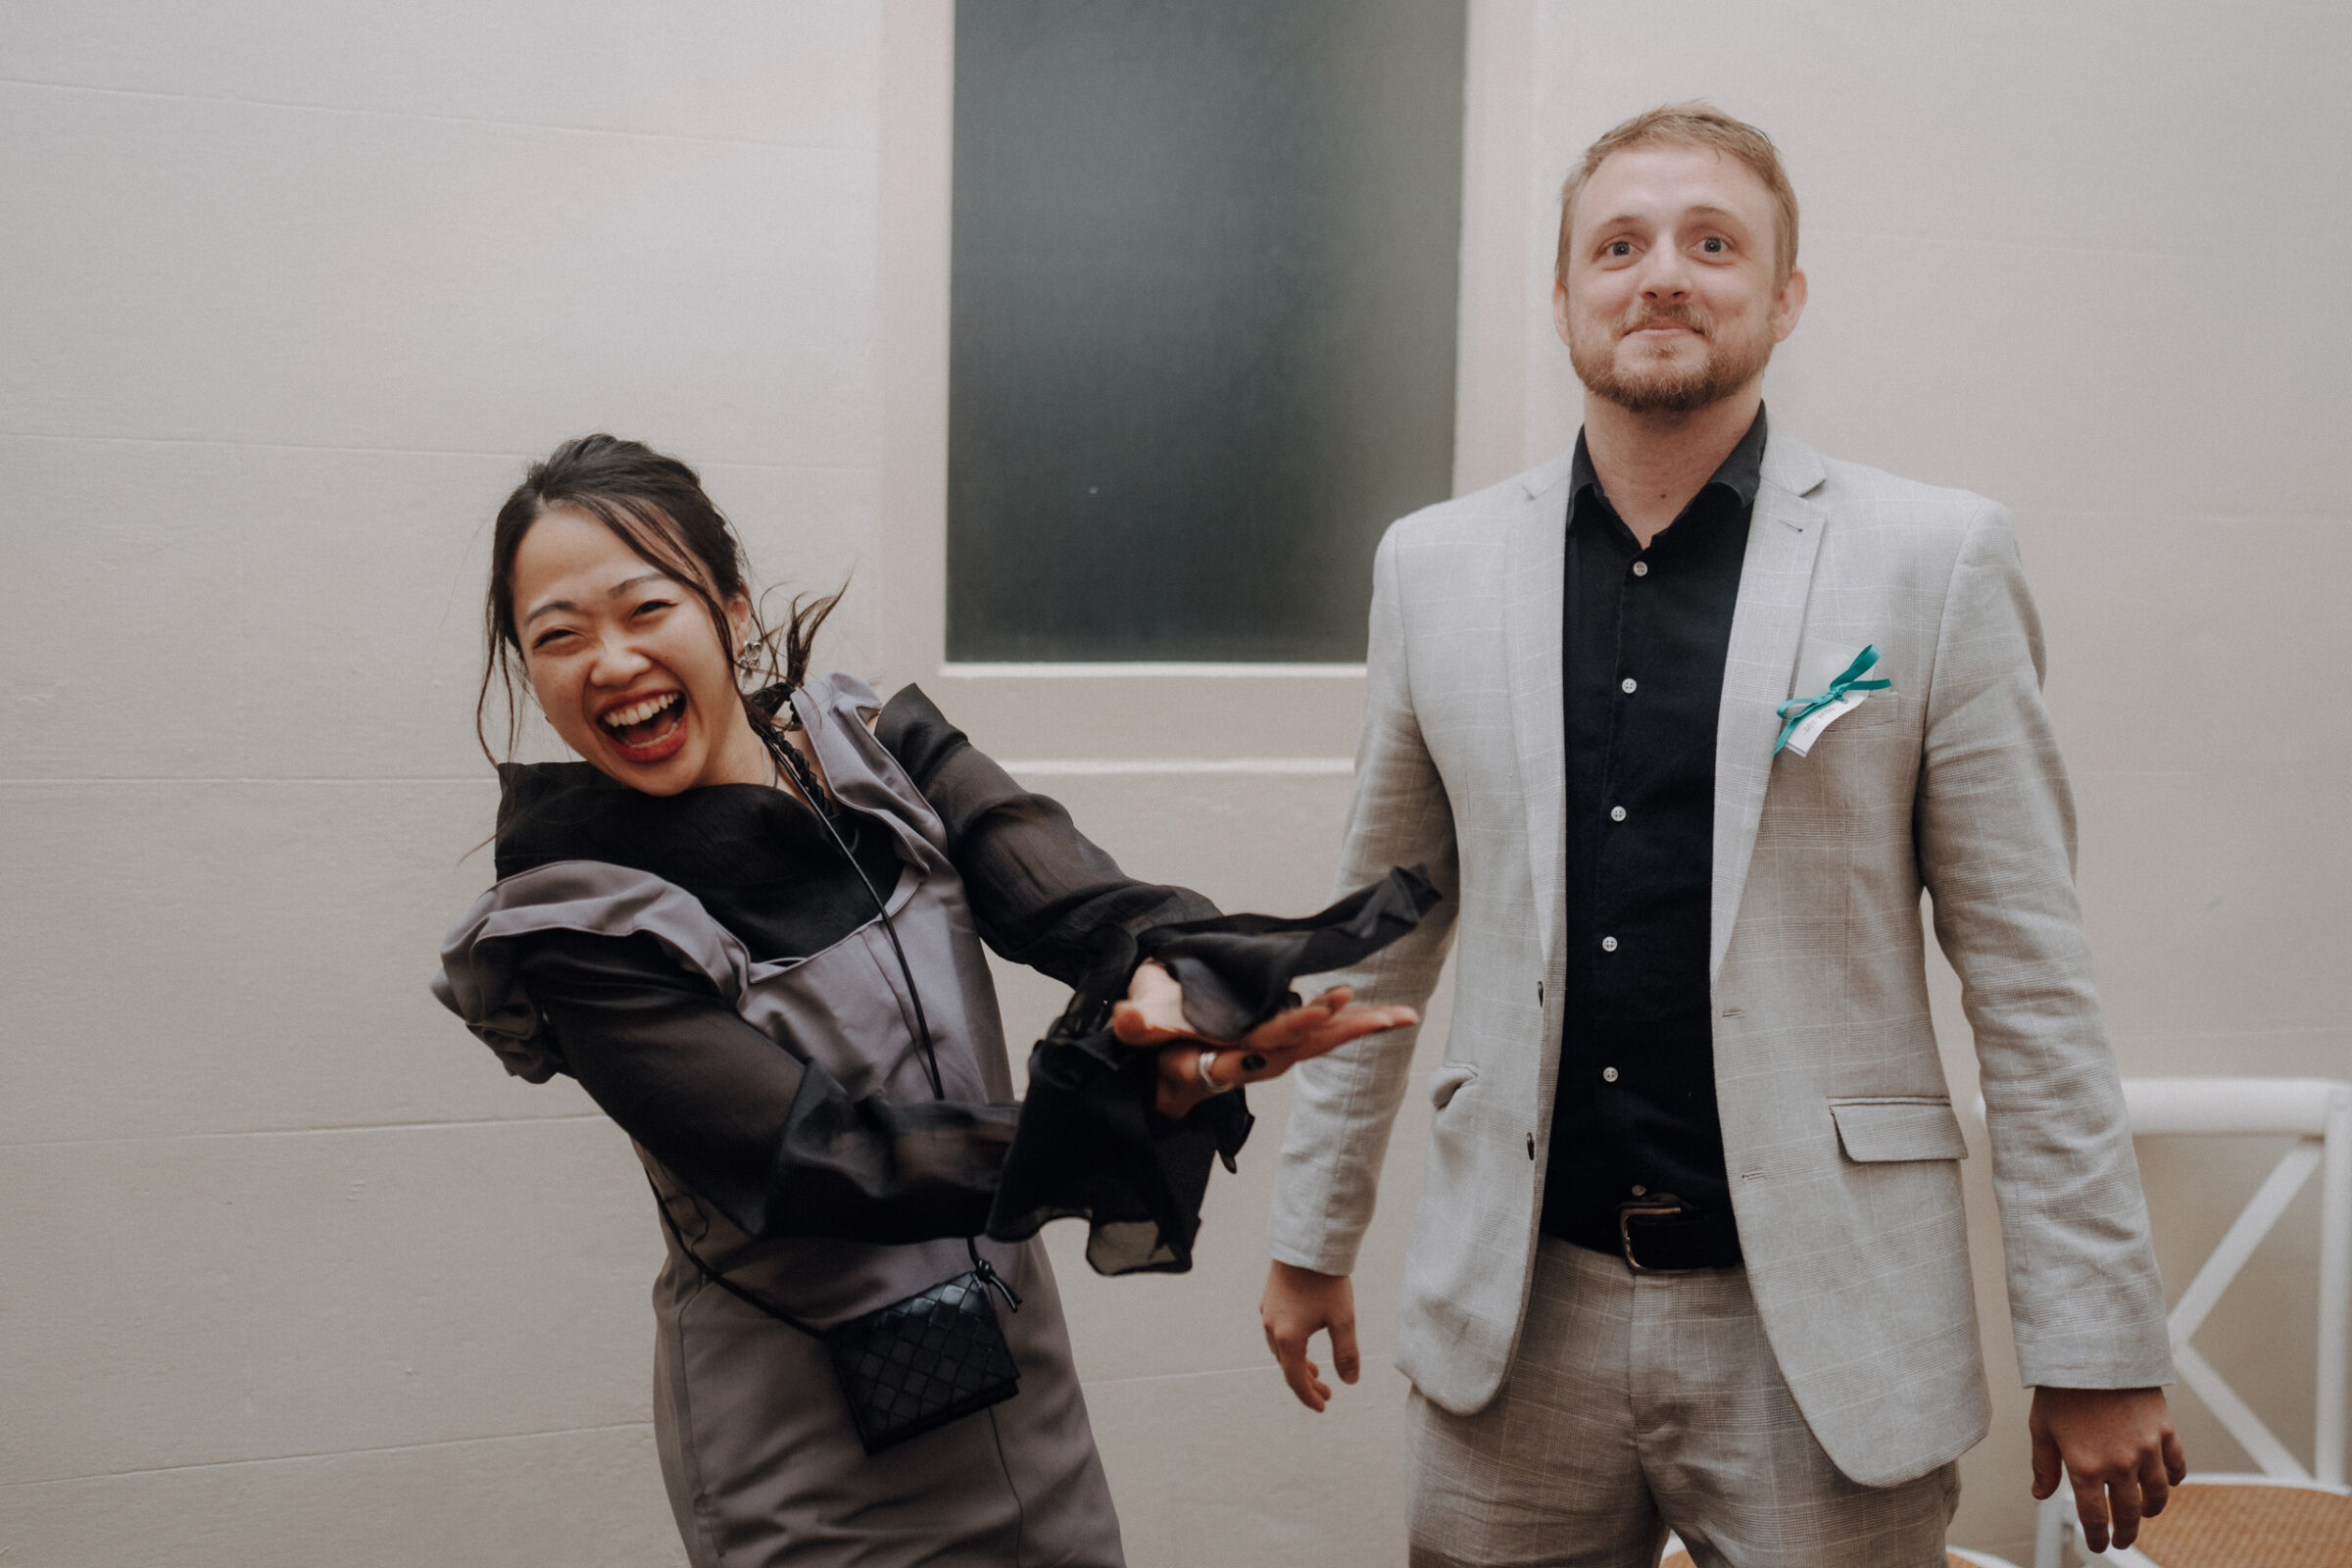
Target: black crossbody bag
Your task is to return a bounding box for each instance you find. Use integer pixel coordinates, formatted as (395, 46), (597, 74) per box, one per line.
(650, 720), (1021, 1455)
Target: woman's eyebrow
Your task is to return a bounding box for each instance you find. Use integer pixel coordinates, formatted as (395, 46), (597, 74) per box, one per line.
(522, 572), (673, 627)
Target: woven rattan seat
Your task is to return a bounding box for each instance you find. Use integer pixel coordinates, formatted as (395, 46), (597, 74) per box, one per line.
(1662, 1554), (1985, 1567)
(2126, 1481), (2352, 1567)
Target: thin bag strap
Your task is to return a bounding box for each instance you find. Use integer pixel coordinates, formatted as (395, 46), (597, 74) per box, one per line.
(765, 716), (1009, 1298)
(648, 1174), (823, 1338)
(769, 730), (947, 1098)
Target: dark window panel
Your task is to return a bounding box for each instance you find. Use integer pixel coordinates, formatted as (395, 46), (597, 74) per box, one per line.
(949, 0), (1466, 662)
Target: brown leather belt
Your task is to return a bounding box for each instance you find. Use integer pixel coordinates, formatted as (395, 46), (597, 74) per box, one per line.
(1616, 1195), (1743, 1272)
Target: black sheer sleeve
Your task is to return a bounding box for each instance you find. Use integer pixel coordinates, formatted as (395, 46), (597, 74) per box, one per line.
(879, 685), (1432, 1032)
(515, 929), (1016, 1245)
(877, 684), (1220, 983)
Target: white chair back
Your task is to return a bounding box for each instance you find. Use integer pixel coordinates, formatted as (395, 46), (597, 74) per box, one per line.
(2122, 1077), (2351, 1487)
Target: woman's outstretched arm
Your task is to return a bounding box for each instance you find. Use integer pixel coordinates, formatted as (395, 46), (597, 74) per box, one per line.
(450, 688), (1423, 1269)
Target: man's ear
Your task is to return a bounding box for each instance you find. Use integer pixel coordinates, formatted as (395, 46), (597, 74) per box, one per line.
(1772, 268), (1808, 343)
(1551, 276), (1576, 350)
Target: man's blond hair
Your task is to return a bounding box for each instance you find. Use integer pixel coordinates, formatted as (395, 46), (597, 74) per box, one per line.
(1554, 103), (1799, 287)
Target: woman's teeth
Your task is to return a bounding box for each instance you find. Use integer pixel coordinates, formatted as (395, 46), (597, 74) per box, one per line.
(601, 691), (687, 760)
(603, 692), (679, 732)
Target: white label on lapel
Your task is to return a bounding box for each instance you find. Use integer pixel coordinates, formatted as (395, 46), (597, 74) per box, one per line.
(1784, 640), (1891, 758)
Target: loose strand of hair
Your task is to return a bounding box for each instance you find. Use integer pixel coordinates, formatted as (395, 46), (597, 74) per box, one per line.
(740, 576), (850, 726)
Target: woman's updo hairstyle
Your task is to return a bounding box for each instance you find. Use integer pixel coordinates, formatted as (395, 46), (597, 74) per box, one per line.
(476, 433), (840, 762)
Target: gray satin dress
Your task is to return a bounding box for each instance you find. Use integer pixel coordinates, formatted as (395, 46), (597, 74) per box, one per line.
(438, 673), (1134, 1566)
(433, 672), (1437, 1568)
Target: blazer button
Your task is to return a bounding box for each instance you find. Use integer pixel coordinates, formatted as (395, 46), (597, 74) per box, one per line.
(1526, 1132), (1536, 1160)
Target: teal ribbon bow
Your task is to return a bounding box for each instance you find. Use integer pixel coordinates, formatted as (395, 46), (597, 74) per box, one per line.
(1774, 645), (1891, 755)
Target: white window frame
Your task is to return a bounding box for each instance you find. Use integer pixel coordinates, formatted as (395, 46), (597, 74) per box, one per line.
(873, 0), (1542, 767)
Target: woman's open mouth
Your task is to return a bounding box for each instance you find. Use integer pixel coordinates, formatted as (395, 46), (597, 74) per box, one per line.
(600, 690), (688, 762)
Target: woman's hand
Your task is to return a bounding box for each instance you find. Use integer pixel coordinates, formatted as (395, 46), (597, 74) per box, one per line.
(1110, 962), (1417, 1119)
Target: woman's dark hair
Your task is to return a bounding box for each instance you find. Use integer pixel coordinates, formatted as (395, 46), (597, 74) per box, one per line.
(477, 433), (842, 762)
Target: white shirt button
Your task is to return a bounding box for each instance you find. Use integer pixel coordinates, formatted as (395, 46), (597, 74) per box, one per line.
(1620, 676), (1638, 695)
(1602, 1066), (1620, 1083)
(1610, 806), (1627, 822)
(1600, 935), (1618, 953)
(1631, 562), (1649, 577)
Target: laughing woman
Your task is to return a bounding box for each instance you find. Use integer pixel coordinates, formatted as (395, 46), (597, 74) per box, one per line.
(431, 435), (1433, 1568)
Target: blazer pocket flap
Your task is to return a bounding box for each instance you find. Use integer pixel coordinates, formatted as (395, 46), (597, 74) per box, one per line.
(1831, 688), (1900, 728)
(1830, 1098), (1968, 1162)
(1429, 1063), (1478, 1108)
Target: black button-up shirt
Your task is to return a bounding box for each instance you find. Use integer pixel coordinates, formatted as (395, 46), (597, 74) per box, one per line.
(1542, 407), (1767, 1262)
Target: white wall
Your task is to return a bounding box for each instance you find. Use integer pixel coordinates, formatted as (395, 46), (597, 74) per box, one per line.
(2, 5), (885, 1562)
(5, 3), (2346, 1567)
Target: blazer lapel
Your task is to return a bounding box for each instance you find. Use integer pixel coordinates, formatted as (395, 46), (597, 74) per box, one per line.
(1710, 431), (1829, 982)
(1501, 457), (1575, 967)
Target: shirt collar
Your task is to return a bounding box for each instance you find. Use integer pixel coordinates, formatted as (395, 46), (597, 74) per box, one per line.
(1569, 403), (1770, 514)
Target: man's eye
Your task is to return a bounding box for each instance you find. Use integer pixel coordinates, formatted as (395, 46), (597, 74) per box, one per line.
(1606, 240), (1633, 258)
(1701, 236), (1726, 254)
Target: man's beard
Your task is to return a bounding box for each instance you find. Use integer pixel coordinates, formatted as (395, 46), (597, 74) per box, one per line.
(1569, 302), (1774, 415)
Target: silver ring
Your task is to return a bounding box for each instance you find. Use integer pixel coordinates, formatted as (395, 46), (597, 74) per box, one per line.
(1196, 1049), (1221, 1093)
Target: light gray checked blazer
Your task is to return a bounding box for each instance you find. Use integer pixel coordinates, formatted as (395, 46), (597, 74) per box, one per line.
(1266, 428), (2174, 1488)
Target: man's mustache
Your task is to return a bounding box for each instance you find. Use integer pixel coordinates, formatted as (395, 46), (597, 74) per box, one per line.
(1618, 305), (1712, 336)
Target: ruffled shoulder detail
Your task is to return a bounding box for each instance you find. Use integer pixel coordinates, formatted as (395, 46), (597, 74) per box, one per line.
(431, 860), (752, 1082)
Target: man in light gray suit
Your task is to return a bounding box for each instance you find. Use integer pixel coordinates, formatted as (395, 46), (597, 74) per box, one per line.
(1259, 105), (2188, 1566)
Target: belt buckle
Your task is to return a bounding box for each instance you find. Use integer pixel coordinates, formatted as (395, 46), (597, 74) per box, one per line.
(1616, 1193), (1690, 1274)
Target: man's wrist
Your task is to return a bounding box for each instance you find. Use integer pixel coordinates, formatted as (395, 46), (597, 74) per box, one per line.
(1266, 1233), (1361, 1279)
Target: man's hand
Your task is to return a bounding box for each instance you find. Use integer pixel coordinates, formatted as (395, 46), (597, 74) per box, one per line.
(2030, 1386), (2187, 1553)
(1260, 1259), (1359, 1411)
(1112, 963), (1416, 1118)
